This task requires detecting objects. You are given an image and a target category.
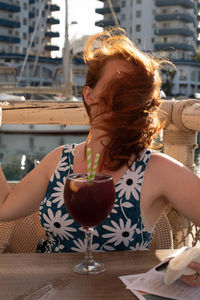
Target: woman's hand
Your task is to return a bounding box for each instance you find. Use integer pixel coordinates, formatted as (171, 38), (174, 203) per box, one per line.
(181, 261), (200, 287)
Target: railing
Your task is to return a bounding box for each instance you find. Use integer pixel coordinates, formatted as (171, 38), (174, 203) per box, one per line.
(0, 99), (200, 248)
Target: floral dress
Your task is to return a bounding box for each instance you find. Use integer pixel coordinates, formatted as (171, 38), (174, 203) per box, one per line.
(37, 144), (154, 253)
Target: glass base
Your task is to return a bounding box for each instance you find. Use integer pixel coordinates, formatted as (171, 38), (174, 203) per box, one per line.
(73, 260), (105, 275)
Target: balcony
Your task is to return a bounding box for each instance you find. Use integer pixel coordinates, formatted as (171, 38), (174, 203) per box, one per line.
(47, 17), (60, 25)
(154, 42), (195, 51)
(0, 52), (62, 64)
(45, 31), (60, 38)
(155, 13), (195, 23)
(0, 2), (20, 12)
(95, 6), (120, 14)
(155, 28), (194, 37)
(45, 4), (60, 12)
(0, 18), (20, 28)
(155, 0), (195, 9)
(95, 20), (118, 27)
(0, 34), (20, 43)
(44, 45), (59, 51)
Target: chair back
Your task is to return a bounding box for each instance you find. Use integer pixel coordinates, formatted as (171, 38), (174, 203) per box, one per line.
(151, 212), (174, 249)
(0, 212), (46, 253)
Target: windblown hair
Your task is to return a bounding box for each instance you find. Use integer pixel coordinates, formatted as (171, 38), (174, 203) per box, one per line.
(82, 28), (166, 171)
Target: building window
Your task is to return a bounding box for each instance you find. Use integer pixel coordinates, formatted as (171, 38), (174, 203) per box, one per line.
(121, 14), (126, 21)
(136, 24), (141, 32)
(136, 0), (142, 4)
(191, 71), (196, 81)
(152, 23), (156, 29)
(23, 32), (27, 40)
(179, 69), (187, 81)
(152, 38), (155, 43)
(121, 0), (126, 8)
(136, 10), (141, 18)
(23, 2), (27, 10)
(136, 38), (141, 45)
(23, 18), (27, 25)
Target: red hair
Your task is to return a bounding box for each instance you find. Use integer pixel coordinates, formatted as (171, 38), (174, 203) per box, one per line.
(82, 28), (166, 170)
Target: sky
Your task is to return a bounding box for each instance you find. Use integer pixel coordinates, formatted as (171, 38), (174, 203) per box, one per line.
(51, 0), (103, 57)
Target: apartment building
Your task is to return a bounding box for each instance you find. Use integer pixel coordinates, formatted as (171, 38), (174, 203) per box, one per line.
(95, 0), (200, 97)
(0, 0), (62, 88)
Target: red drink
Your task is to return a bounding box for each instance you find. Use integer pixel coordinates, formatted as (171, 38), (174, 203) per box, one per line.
(64, 173), (115, 227)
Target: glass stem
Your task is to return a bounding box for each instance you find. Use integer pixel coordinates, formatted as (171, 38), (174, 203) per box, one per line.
(84, 227), (94, 264)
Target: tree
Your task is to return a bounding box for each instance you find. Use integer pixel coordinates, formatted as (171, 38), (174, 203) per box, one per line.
(161, 68), (176, 96)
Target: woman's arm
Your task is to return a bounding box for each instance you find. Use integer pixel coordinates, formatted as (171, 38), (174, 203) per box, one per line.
(0, 145), (64, 221)
(145, 152), (200, 226)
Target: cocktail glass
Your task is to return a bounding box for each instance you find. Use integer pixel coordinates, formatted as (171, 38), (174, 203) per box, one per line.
(64, 173), (115, 274)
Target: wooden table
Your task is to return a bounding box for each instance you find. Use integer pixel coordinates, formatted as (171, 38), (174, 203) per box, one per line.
(0, 250), (175, 300)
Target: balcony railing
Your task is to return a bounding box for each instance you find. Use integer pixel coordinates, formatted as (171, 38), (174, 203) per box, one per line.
(0, 18), (20, 28)
(95, 20), (118, 27)
(44, 45), (59, 51)
(45, 4), (60, 12)
(0, 34), (20, 43)
(47, 17), (60, 25)
(155, 0), (195, 9)
(155, 28), (194, 37)
(154, 42), (195, 52)
(45, 31), (60, 38)
(155, 13), (195, 23)
(95, 6), (120, 14)
(0, 2), (20, 12)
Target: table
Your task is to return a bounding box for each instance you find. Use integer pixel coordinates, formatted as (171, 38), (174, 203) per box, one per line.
(0, 250), (176, 300)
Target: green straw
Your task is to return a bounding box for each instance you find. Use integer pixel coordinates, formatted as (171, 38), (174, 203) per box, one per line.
(87, 147), (92, 181)
(87, 148), (100, 182)
(91, 153), (100, 180)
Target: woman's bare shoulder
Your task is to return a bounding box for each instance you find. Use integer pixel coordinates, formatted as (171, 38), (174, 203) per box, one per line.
(39, 145), (67, 178)
(148, 151), (184, 171)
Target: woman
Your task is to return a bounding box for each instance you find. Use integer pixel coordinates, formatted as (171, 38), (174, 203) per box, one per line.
(0, 28), (200, 285)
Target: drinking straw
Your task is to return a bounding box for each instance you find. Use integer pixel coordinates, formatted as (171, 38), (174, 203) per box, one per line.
(91, 153), (100, 180)
(87, 147), (92, 181)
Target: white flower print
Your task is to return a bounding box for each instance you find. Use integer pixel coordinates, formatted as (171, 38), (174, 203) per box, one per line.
(115, 165), (144, 200)
(43, 208), (76, 240)
(55, 244), (65, 252)
(71, 238), (99, 252)
(110, 201), (119, 214)
(64, 144), (75, 154)
(102, 218), (137, 247)
(129, 240), (150, 251)
(139, 149), (152, 163)
(51, 178), (66, 208)
(50, 156), (70, 182)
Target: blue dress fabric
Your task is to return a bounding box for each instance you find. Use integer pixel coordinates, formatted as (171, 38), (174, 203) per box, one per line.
(38, 144), (154, 253)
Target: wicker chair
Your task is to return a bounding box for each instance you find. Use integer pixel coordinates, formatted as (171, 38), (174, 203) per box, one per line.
(0, 210), (173, 253)
(151, 212), (174, 250)
(0, 212), (46, 253)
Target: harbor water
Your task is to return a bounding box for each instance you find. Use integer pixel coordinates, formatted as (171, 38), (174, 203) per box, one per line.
(0, 131), (199, 181)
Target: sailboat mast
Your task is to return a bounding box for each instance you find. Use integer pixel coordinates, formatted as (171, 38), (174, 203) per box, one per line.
(63, 0), (73, 99)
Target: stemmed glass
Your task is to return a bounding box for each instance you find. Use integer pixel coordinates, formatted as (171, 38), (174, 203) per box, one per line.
(63, 173), (115, 274)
